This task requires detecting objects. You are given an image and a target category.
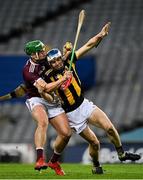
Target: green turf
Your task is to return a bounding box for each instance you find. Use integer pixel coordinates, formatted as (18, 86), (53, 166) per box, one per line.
(0, 163), (142, 179)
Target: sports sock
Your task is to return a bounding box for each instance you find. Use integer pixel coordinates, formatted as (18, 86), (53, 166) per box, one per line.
(50, 152), (61, 163)
(36, 148), (44, 161)
(92, 157), (101, 167)
(116, 146), (125, 157)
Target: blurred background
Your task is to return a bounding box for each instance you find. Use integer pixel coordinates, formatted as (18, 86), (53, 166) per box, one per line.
(0, 0), (143, 164)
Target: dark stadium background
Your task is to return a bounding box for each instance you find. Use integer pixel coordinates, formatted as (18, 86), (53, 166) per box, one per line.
(0, 0), (142, 164)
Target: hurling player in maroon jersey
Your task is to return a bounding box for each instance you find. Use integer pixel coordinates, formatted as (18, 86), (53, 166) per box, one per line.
(23, 40), (73, 175)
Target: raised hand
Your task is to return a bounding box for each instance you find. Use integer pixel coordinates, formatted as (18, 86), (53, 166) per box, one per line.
(63, 42), (73, 60)
(101, 22), (111, 37)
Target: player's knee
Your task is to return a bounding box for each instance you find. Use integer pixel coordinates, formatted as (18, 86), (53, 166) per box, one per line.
(62, 131), (72, 139)
(61, 129), (71, 140)
(37, 119), (48, 129)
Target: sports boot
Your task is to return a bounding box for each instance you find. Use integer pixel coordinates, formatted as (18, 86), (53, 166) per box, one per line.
(92, 166), (104, 174)
(119, 152), (141, 162)
(34, 157), (48, 171)
(48, 161), (65, 175)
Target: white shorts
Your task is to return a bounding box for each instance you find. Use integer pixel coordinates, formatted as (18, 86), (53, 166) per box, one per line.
(66, 98), (96, 134)
(26, 97), (64, 119)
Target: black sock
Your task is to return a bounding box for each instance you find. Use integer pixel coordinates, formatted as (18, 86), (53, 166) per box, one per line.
(116, 146), (124, 156)
(50, 152), (61, 163)
(36, 148), (44, 161)
(92, 158), (100, 167)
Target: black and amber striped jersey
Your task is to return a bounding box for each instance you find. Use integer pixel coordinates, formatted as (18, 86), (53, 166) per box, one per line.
(44, 53), (84, 112)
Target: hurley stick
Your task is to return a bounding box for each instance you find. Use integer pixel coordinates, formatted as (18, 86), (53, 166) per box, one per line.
(69, 10), (85, 70)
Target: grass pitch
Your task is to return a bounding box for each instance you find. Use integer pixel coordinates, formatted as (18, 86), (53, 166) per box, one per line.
(0, 163), (142, 179)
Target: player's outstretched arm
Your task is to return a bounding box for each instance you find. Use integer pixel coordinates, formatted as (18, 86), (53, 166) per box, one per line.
(0, 93), (13, 101)
(0, 83), (27, 101)
(75, 22), (111, 59)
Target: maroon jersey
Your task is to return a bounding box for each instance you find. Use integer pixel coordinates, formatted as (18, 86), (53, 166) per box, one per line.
(23, 59), (49, 98)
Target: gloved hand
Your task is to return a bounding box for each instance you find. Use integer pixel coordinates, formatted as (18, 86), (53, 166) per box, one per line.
(60, 70), (73, 90)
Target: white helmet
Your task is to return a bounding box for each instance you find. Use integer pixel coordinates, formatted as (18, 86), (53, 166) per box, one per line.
(47, 48), (62, 62)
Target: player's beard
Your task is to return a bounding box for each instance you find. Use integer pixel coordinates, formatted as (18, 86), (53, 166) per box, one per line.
(54, 66), (65, 74)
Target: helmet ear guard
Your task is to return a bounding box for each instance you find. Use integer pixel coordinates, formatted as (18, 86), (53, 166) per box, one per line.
(24, 40), (45, 55)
